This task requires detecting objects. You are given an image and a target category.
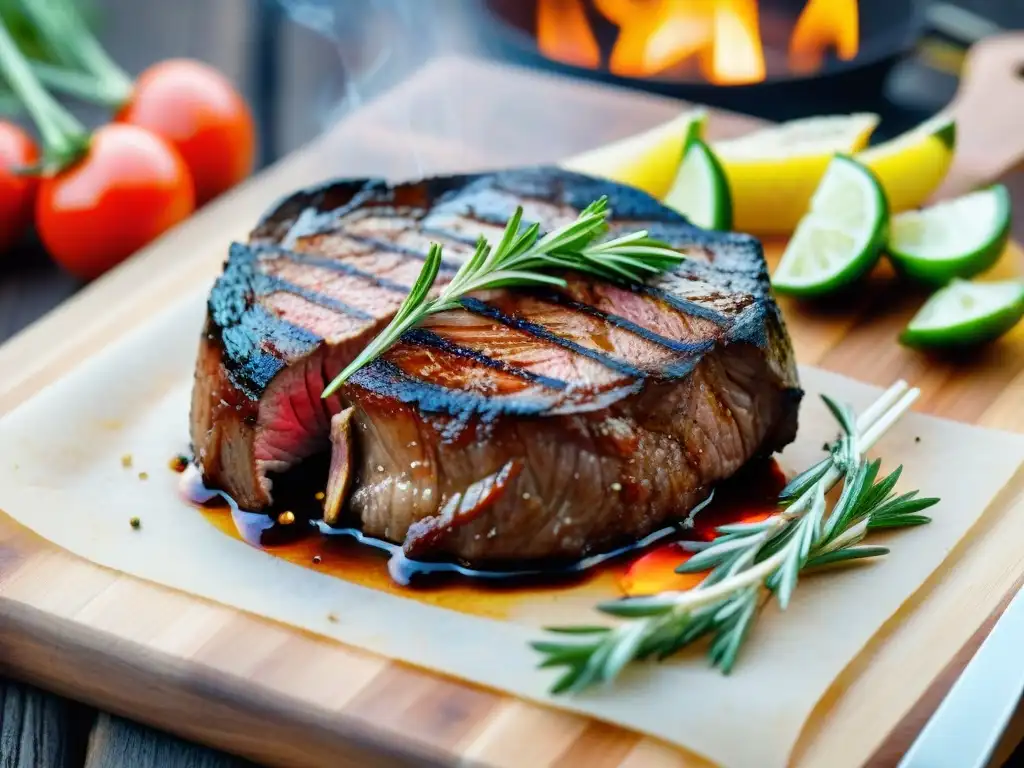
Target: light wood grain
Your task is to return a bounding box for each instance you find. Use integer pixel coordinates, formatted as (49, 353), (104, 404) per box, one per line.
(0, 49), (1023, 768)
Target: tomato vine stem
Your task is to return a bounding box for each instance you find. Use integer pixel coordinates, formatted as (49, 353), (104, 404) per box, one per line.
(0, 17), (90, 172)
(18, 0), (133, 108)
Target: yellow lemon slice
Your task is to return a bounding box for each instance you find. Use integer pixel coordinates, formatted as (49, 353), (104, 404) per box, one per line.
(560, 110), (707, 198)
(713, 113), (879, 236)
(857, 113), (956, 213)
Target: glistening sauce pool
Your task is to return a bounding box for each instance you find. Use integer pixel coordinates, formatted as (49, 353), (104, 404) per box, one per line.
(180, 458), (786, 620)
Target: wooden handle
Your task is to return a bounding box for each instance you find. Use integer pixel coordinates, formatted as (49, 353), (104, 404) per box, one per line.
(937, 32), (1024, 198)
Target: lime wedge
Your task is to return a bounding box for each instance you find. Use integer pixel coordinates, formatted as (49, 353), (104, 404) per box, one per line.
(887, 185), (1011, 286)
(560, 110), (707, 198)
(857, 113), (956, 213)
(901, 279), (1024, 348)
(772, 155), (888, 297)
(663, 126), (732, 231)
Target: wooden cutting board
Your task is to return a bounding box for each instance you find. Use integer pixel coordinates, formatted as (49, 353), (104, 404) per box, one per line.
(2, 43), (1024, 768)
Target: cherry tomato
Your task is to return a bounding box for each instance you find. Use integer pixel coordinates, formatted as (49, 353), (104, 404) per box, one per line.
(117, 59), (256, 205)
(36, 123), (195, 281)
(0, 121), (40, 253)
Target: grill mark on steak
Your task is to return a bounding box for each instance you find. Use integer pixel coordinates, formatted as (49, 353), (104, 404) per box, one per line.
(351, 359), (567, 420)
(192, 167), (802, 563)
(405, 329), (570, 391)
(345, 232), (466, 271)
(533, 290), (713, 355)
(255, 243), (413, 294)
(458, 298), (646, 379)
(258, 239), (711, 383)
(418, 312), (629, 392)
(256, 275), (375, 321)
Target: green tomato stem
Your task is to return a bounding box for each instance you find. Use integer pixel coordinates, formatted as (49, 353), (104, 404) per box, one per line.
(31, 59), (125, 107)
(0, 16), (89, 167)
(19, 0), (133, 108)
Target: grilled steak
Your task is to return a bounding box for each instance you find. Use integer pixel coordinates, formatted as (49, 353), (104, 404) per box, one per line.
(190, 167), (801, 563)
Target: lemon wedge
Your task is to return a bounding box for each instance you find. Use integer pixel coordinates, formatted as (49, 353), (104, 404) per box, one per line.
(856, 114), (956, 213)
(560, 110), (707, 198)
(713, 113), (879, 235)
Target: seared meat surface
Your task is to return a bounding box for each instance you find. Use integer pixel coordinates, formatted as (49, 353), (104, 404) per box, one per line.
(190, 168), (801, 563)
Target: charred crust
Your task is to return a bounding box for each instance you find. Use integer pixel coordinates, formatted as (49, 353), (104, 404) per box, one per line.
(349, 360), (556, 422)
(206, 243), (322, 398)
(206, 165), (798, 411)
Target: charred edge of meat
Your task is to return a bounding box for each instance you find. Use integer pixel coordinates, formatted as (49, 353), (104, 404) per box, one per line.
(206, 243), (323, 400)
(349, 359), (562, 420)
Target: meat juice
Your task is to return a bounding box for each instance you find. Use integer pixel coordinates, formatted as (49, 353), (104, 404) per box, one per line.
(180, 456), (786, 620)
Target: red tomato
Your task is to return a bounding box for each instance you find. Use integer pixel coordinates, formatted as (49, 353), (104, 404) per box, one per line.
(117, 59), (256, 205)
(36, 123), (195, 281)
(0, 122), (40, 253)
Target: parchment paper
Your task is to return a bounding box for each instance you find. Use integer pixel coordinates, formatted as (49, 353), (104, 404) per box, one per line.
(0, 288), (1021, 768)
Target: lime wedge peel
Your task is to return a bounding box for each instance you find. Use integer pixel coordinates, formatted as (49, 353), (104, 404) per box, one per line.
(662, 123), (733, 231)
(856, 113), (956, 214)
(901, 279), (1024, 348)
(857, 112), (956, 162)
(559, 110), (708, 198)
(887, 185), (1011, 286)
(771, 155), (889, 298)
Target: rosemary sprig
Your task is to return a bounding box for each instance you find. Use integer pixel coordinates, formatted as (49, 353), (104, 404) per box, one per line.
(321, 197), (684, 397)
(532, 380), (939, 694)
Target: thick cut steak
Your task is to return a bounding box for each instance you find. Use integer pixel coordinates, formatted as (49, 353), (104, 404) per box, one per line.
(191, 168), (801, 563)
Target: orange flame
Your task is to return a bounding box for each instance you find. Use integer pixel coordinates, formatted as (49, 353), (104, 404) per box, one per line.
(537, 0), (601, 69)
(789, 0), (860, 74)
(603, 0), (713, 78)
(535, 0), (860, 85)
(699, 0), (766, 85)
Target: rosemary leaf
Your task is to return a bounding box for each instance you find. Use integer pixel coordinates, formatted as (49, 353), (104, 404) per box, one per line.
(531, 383), (937, 694)
(321, 197), (684, 397)
(804, 545), (891, 569)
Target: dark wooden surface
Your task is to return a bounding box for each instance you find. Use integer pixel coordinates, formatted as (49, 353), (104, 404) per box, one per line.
(1, 2), (1023, 768)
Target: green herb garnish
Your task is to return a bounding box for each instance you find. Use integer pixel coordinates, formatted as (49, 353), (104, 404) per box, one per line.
(321, 197), (684, 398)
(531, 381), (938, 694)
